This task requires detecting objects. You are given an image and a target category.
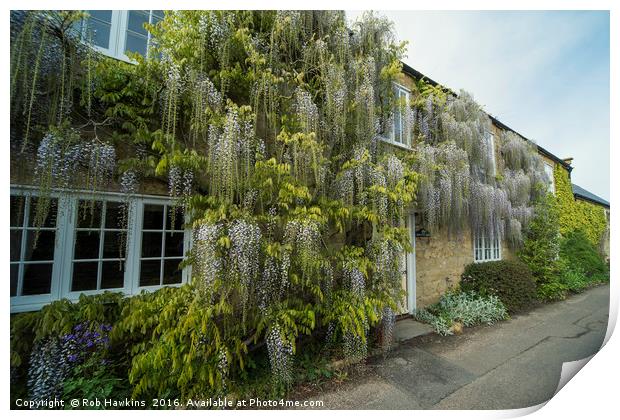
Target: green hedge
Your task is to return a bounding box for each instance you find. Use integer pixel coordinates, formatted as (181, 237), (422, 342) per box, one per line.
(560, 230), (609, 283)
(460, 260), (537, 313)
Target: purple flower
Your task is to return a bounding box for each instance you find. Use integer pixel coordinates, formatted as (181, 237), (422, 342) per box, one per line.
(68, 354), (78, 363)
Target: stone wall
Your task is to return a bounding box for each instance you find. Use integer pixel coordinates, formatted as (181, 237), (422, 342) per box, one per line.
(414, 225), (473, 308)
(413, 221), (516, 309)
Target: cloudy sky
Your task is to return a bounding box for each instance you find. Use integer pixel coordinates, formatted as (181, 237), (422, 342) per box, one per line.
(347, 10), (610, 201)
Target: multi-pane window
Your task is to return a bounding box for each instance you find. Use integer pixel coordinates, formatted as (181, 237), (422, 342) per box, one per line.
(125, 10), (164, 57)
(544, 162), (555, 194)
(83, 10), (114, 51)
(81, 10), (163, 61)
(71, 200), (126, 292)
(391, 84), (411, 146)
(10, 196), (58, 297)
(139, 204), (185, 287)
(474, 233), (501, 262)
(10, 189), (189, 313)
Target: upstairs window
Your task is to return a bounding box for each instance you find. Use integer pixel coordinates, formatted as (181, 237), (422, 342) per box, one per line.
(474, 233), (501, 263)
(484, 131), (497, 177)
(390, 83), (411, 147)
(81, 10), (163, 61)
(544, 162), (555, 194)
(83, 10), (114, 52)
(124, 10), (164, 57)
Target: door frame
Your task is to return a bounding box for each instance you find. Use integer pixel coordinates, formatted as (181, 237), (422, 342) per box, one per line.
(406, 212), (417, 314)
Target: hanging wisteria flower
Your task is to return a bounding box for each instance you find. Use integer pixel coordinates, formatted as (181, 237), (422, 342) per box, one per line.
(194, 222), (223, 292)
(266, 324), (293, 385)
(85, 140), (116, 192)
(119, 169), (139, 257)
(27, 338), (70, 402)
(229, 219), (262, 304)
(294, 87), (319, 135)
(469, 181), (510, 240)
(343, 318), (369, 363)
(168, 165), (182, 199)
(381, 306), (396, 353)
(258, 256), (280, 313)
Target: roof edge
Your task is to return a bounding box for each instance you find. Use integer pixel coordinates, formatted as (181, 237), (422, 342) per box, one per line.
(572, 183), (610, 208)
(400, 62), (572, 172)
(573, 193), (610, 208)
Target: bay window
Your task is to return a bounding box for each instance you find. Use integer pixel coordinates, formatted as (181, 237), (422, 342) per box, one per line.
(10, 187), (191, 313)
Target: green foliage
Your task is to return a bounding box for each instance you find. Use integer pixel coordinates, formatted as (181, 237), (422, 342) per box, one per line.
(10, 293), (125, 403)
(536, 281), (568, 302)
(62, 353), (130, 408)
(10, 11), (89, 150)
(560, 230), (609, 283)
(558, 264), (589, 293)
(461, 260), (537, 313)
(554, 165), (608, 247)
(518, 193), (561, 287)
(414, 290), (508, 336)
(11, 292), (124, 370)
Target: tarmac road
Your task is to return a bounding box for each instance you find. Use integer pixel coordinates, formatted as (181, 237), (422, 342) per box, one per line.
(302, 284), (610, 410)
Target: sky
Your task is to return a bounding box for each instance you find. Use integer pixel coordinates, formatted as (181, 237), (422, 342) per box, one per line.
(347, 10), (610, 201)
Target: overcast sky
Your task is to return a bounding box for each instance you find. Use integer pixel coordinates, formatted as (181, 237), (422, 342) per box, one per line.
(347, 10), (610, 201)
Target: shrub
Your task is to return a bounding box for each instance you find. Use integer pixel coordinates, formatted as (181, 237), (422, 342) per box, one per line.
(461, 260), (537, 313)
(559, 265), (589, 293)
(414, 290), (508, 336)
(518, 193), (562, 287)
(10, 292), (125, 405)
(536, 281), (568, 302)
(560, 230), (609, 283)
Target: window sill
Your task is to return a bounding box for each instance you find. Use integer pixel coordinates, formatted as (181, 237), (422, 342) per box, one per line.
(473, 258), (502, 264)
(378, 135), (413, 152)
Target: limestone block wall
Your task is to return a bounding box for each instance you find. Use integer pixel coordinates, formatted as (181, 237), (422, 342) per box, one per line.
(414, 227), (473, 308)
(414, 225), (516, 308)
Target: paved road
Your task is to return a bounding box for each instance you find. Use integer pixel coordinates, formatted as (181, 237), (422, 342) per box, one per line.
(304, 284), (609, 410)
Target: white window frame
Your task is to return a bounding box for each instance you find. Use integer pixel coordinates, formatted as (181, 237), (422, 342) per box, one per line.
(485, 131), (497, 177)
(544, 162), (555, 194)
(80, 10), (162, 62)
(10, 186), (191, 313)
(473, 232), (502, 263)
(132, 198), (191, 293)
(390, 82), (411, 148)
(10, 193), (65, 310)
(380, 82), (413, 151)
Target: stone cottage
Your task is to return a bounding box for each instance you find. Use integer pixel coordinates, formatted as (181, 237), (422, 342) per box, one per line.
(9, 10), (607, 315)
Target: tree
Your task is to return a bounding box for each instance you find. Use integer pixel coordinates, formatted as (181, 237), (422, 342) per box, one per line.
(518, 193), (564, 300)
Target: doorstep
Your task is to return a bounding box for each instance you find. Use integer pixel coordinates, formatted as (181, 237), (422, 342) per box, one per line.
(394, 317), (434, 342)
